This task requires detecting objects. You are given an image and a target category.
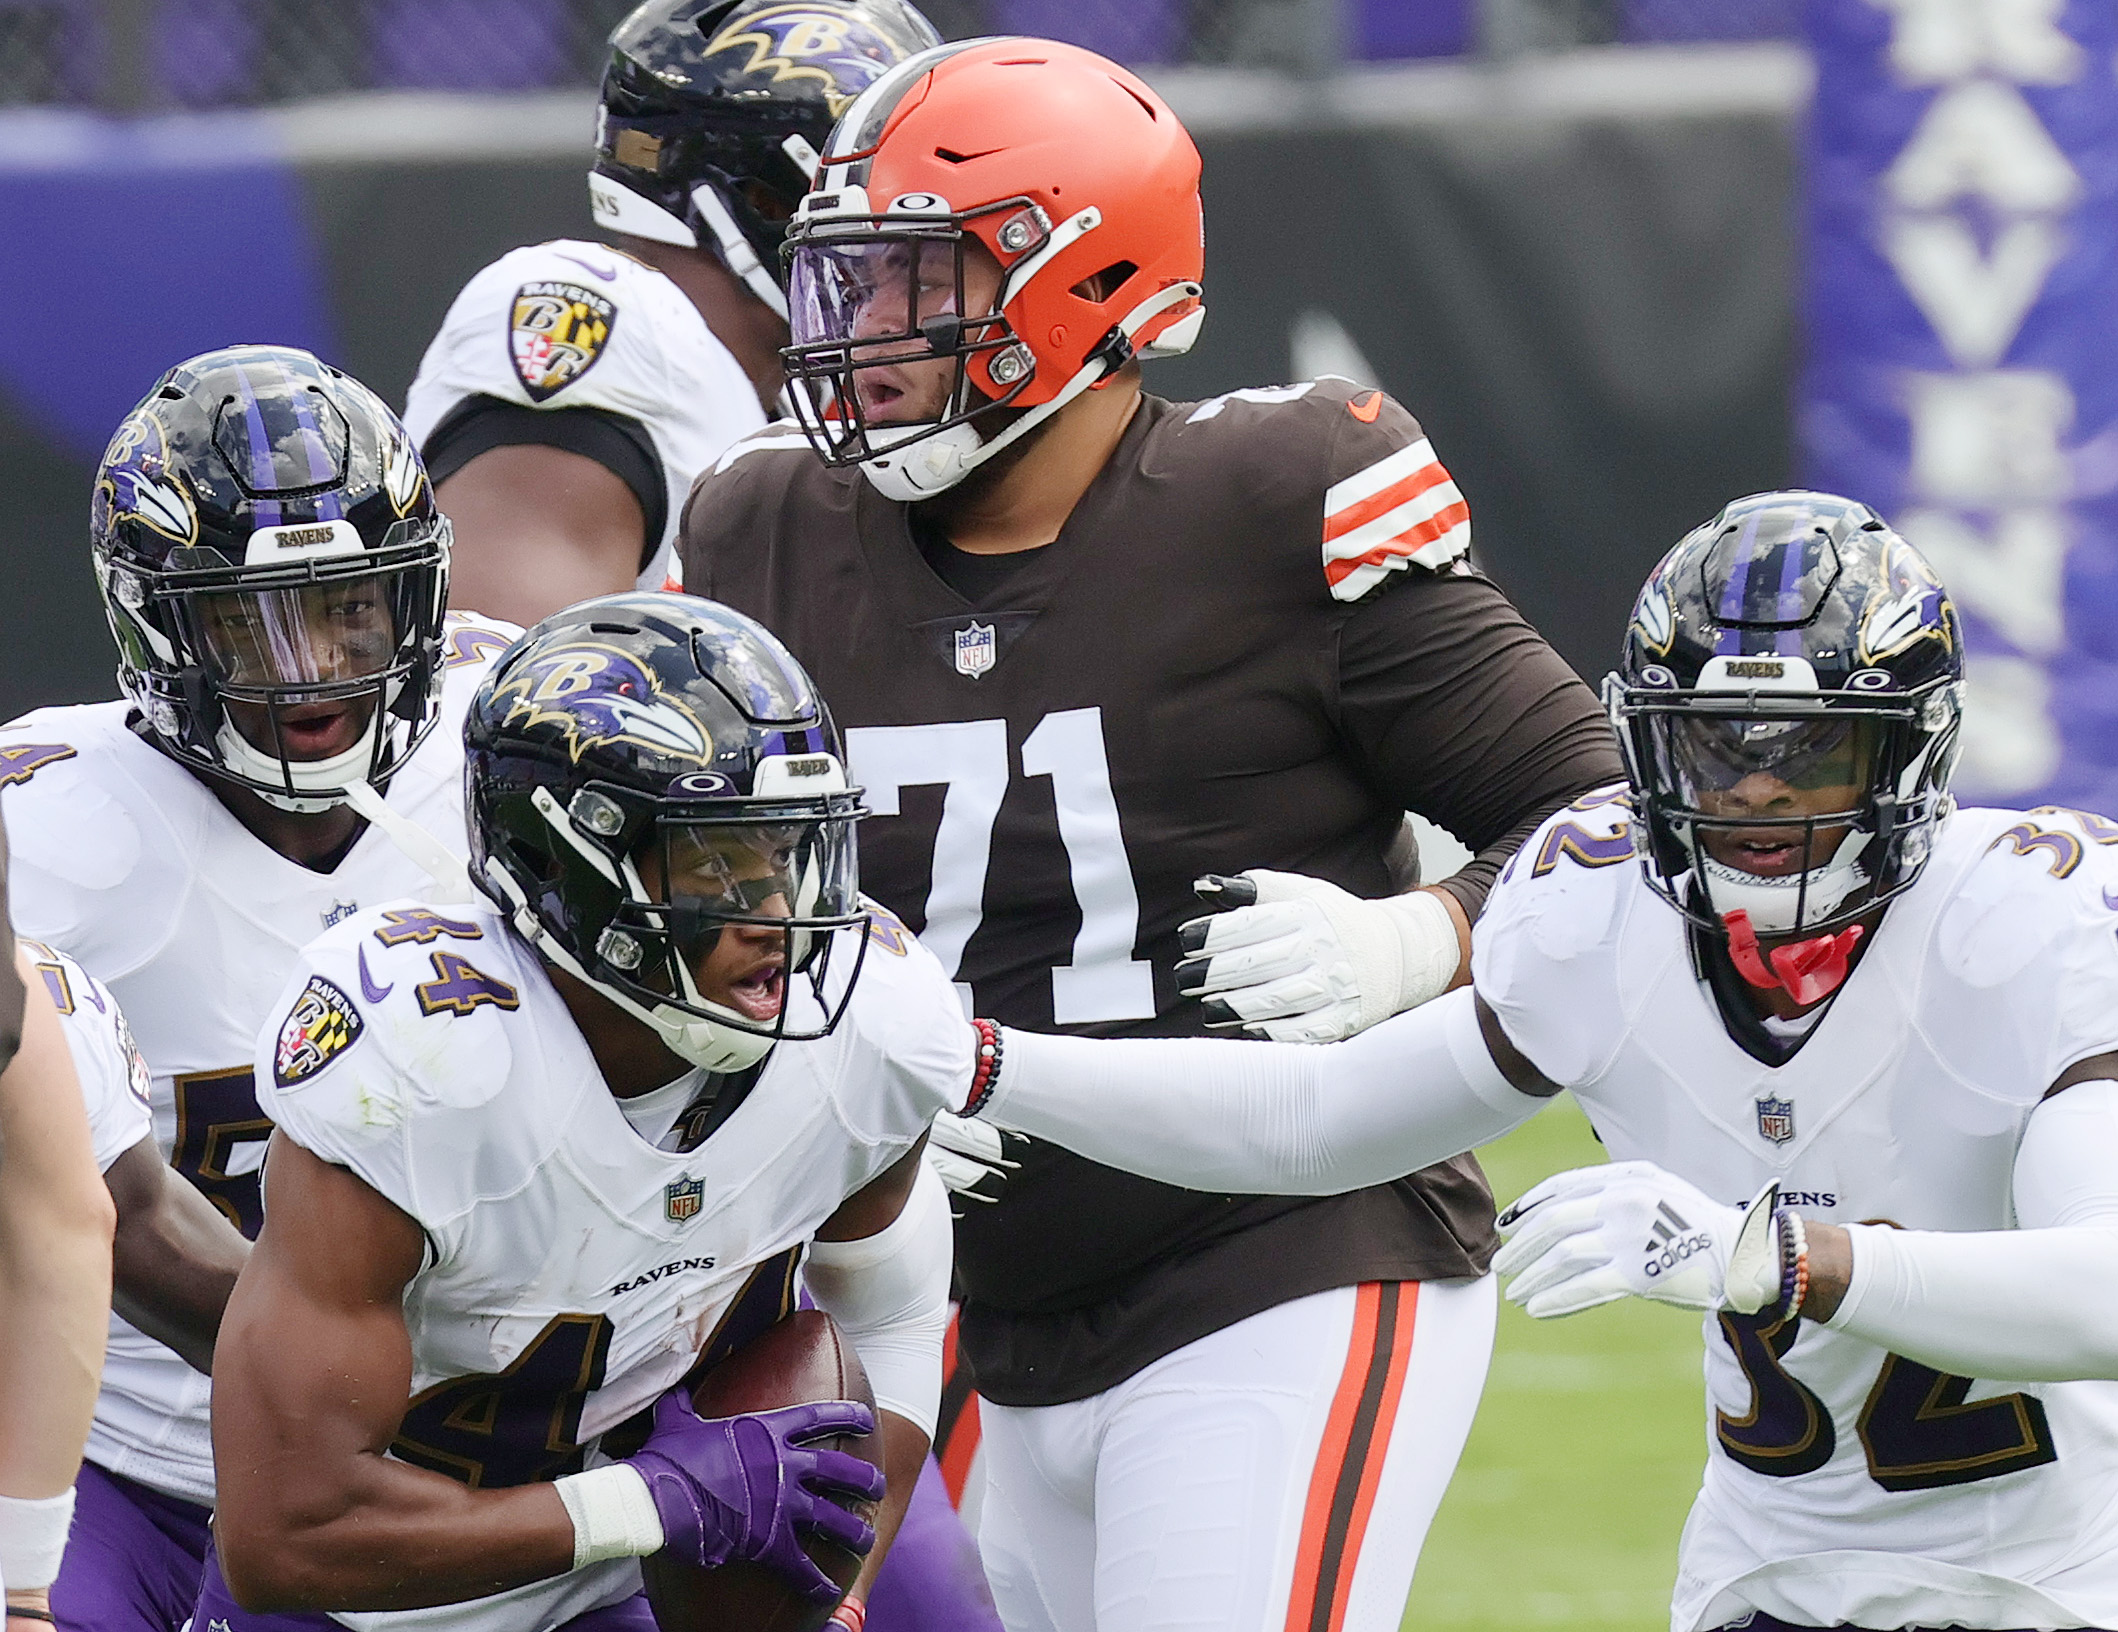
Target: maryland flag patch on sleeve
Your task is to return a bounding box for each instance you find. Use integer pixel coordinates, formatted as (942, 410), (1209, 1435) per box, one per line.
(510, 281), (618, 402)
(274, 975), (366, 1088)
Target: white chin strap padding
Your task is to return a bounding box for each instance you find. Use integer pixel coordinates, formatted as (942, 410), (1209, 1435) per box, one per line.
(1698, 827), (1873, 933)
(215, 707), (390, 813)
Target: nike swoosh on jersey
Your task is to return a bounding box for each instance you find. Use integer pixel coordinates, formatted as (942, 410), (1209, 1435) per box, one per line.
(358, 944), (394, 1004)
(1348, 389), (1383, 422)
(554, 252), (618, 283)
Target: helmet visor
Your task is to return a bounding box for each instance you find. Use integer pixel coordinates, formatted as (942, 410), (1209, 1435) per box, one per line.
(783, 220), (1019, 466)
(657, 816), (860, 932)
(788, 233), (963, 353)
(616, 807), (865, 1039)
(192, 576), (405, 691)
(1659, 714), (1878, 808)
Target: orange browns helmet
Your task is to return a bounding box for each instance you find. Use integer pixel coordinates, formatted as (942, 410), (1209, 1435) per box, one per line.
(779, 37), (1205, 500)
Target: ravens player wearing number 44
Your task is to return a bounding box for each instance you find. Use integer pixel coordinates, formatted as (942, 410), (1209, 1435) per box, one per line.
(684, 35), (1622, 1632)
(969, 493), (2118, 1632)
(196, 596), (966, 1632)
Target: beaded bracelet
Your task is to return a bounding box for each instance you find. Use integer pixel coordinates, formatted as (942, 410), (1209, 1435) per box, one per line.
(1774, 1207), (1810, 1323)
(965, 1018), (1004, 1117)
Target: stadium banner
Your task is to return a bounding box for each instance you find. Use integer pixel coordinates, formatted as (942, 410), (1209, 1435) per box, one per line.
(1804, 0), (2118, 809)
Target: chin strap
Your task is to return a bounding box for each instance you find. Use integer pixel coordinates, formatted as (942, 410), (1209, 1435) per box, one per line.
(1722, 909), (1864, 1008)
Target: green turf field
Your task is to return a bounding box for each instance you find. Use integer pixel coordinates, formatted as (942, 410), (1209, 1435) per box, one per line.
(1401, 1095), (1706, 1631)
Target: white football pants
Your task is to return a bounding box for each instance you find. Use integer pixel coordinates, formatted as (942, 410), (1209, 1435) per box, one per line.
(974, 1276), (1496, 1632)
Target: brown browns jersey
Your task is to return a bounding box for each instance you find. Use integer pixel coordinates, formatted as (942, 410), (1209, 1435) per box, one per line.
(682, 377), (1622, 1404)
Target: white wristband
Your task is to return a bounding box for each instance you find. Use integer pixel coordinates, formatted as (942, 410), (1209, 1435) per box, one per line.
(554, 1464), (664, 1569)
(0, 1489), (76, 1589)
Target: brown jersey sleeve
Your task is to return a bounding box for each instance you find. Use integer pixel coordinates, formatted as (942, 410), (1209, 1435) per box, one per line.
(1331, 563), (1626, 918)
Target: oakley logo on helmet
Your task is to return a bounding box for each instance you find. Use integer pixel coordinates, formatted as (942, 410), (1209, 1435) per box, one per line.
(494, 643), (716, 766)
(705, 6), (911, 116)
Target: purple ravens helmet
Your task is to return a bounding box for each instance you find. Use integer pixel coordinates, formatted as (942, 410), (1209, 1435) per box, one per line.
(91, 345), (451, 812)
(1606, 490), (1964, 957)
(466, 591), (870, 1071)
(589, 0), (942, 316)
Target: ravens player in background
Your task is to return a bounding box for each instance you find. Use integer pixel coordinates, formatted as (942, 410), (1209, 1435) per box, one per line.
(682, 38), (1624, 1632)
(0, 833), (118, 1632)
(195, 595), (962, 1632)
(0, 345), (518, 1632)
(963, 493), (2118, 1632)
(403, 0), (941, 622)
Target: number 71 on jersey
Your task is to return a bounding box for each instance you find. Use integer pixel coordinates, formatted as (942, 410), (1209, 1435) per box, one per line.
(847, 708), (1155, 1025)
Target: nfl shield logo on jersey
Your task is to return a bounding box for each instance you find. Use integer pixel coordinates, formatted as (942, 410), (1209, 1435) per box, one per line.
(1756, 1096), (1796, 1146)
(954, 622), (996, 679)
(321, 900), (358, 929)
(665, 1176), (705, 1223)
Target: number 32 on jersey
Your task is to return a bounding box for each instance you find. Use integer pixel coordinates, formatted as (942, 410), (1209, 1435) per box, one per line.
(848, 708), (1153, 1024)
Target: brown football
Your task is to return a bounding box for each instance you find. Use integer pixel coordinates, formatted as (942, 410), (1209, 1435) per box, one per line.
(642, 1310), (882, 1632)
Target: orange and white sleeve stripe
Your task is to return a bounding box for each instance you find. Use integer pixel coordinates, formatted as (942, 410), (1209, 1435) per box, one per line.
(1321, 439), (1471, 603)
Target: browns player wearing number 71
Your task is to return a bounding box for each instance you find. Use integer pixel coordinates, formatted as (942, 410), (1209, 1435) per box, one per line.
(0, 345), (518, 1632)
(682, 36), (1623, 1632)
(964, 494), (2118, 1632)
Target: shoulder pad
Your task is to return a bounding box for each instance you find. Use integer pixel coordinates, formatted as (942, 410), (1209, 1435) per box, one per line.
(23, 938), (153, 1170)
(0, 705), (191, 975)
(829, 917), (977, 1134)
(708, 422), (817, 479)
(267, 902), (521, 1113)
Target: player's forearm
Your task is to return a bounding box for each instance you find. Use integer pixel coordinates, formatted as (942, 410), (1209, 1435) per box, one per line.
(0, 982), (114, 1498)
(109, 1145), (248, 1375)
(847, 1409), (931, 1608)
(984, 986), (1541, 1194)
(214, 1450), (577, 1612)
(1813, 1221), (2118, 1380)
(806, 1162), (951, 1436)
(1810, 1079), (2118, 1380)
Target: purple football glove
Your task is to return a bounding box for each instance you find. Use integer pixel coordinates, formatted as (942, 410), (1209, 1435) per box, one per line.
(625, 1389), (884, 1603)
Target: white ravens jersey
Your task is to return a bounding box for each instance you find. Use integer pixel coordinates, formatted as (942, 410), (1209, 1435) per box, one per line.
(0, 614), (514, 1506)
(256, 894), (968, 1632)
(1475, 790), (2118, 1632)
(404, 239), (767, 591)
(21, 939), (154, 1175)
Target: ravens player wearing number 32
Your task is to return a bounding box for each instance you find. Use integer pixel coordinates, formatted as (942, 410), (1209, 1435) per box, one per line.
(965, 494), (2118, 1632)
(194, 595), (972, 1632)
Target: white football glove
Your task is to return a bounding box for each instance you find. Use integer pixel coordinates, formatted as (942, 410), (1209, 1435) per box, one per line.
(1493, 1162), (1782, 1319)
(1174, 870), (1462, 1044)
(925, 1111), (1016, 1207)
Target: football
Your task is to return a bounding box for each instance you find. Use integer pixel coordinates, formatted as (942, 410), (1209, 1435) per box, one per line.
(642, 1310), (883, 1632)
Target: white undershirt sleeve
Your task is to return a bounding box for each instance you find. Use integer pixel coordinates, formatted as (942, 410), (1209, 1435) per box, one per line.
(1822, 1078), (2118, 1381)
(982, 986), (1545, 1195)
(803, 1160), (953, 1439)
